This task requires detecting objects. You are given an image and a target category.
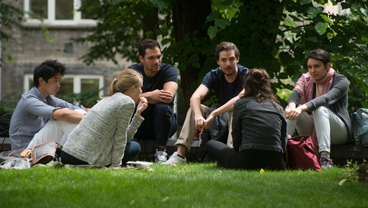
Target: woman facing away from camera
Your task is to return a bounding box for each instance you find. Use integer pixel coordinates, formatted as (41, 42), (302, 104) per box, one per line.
(284, 49), (353, 169)
(61, 69), (148, 167)
(205, 68), (287, 170)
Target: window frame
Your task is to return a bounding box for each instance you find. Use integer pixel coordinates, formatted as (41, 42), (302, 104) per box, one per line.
(24, 74), (105, 97)
(23, 0), (97, 27)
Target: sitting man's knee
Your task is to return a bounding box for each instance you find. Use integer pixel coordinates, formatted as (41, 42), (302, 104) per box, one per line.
(154, 103), (173, 115)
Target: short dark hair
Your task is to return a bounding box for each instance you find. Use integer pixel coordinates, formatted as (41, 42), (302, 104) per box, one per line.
(33, 60), (66, 87)
(214, 42), (240, 61)
(138, 39), (161, 58)
(306, 49), (331, 68)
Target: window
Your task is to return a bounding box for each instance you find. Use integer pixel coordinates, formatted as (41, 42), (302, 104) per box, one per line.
(24, 74), (104, 97)
(64, 43), (73, 54)
(24, 0), (98, 26)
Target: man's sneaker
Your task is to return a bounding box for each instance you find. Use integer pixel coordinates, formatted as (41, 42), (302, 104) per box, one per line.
(162, 152), (186, 165)
(154, 149), (168, 163)
(320, 155), (333, 169)
(13, 158), (31, 170)
(0, 159), (17, 169)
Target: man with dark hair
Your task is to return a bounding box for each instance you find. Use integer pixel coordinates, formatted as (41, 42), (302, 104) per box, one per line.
(128, 39), (178, 163)
(9, 60), (89, 150)
(163, 42), (249, 164)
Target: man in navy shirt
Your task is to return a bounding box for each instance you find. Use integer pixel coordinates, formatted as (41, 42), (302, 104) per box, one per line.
(163, 42), (249, 164)
(128, 39), (178, 163)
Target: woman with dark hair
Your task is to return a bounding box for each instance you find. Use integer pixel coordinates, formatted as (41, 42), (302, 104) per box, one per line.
(205, 68), (287, 170)
(284, 49), (352, 169)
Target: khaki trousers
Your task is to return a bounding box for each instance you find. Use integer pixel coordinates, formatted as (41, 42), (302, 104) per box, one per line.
(175, 104), (233, 152)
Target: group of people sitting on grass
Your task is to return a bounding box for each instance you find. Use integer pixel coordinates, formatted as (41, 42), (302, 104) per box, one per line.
(8, 39), (352, 170)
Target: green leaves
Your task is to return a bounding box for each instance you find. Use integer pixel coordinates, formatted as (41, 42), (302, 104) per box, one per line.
(299, 0), (311, 5)
(327, 32), (334, 40)
(150, 0), (166, 11)
(206, 0), (242, 39)
(206, 11), (220, 22)
(315, 22), (329, 35)
(307, 7), (323, 19)
(208, 25), (218, 40)
(320, 14), (334, 25)
(215, 19), (229, 29)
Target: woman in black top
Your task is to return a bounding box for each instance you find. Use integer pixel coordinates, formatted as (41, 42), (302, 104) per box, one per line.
(205, 68), (287, 170)
(284, 49), (352, 169)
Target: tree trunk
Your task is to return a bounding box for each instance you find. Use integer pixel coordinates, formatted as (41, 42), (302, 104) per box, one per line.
(172, 0), (212, 109)
(142, 7), (158, 40)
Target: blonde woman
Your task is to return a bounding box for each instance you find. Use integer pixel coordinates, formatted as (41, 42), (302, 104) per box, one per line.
(61, 69), (148, 167)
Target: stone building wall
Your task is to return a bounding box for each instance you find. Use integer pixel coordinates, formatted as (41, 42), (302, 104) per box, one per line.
(1, 0), (133, 102)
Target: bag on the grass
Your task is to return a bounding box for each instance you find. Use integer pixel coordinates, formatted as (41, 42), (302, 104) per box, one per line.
(286, 135), (321, 172)
(0, 141), (62, 165)
(351, 108), (368, 147)
(196, 105), (228, 162)
(0, 111), (13, 137)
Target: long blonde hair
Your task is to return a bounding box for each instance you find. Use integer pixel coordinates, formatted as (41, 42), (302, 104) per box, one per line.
(107, 69), (142, 97)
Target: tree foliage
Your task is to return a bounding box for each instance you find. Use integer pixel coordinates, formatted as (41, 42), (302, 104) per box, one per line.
(0, 1), (24, 63)
(76, 0), (368, 112)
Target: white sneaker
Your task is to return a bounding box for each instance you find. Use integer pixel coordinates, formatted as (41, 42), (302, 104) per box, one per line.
(162, 152), (186, 165)
(154, 149), (168, 163)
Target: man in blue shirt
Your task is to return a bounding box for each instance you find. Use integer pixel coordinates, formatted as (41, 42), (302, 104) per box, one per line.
(9, 60), (88, 150)
(163, 42), (249, 164)
(128, 39), (178, 163)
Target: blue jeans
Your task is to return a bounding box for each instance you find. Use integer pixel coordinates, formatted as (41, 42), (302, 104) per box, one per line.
(134, 103), (177, 146)
(61, 141), (141, 166)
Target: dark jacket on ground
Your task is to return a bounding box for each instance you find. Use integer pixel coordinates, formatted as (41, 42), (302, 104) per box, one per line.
(232, 96), (287, 153)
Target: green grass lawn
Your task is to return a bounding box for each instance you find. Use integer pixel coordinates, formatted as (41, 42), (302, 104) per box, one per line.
(0, 163), (367, 208)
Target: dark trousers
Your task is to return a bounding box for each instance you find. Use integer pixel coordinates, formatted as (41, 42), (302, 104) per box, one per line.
(205, 140), (285, 170)
(134, 103), (177, 146)
(61, 141), (141, 166)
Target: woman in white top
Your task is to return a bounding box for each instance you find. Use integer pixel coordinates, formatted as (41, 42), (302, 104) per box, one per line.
(61, 69), (148, 167)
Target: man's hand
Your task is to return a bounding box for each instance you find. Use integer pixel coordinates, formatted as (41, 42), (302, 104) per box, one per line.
(194, 114), (207, 131)
(144, 89), (173, 104)
(204, 113), (215, 129)
(136, 97), (148, 116)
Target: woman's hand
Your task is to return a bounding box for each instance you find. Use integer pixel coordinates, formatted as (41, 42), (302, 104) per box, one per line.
(285, 107), (302, 120)
(136, 97), (148, 116)
(284, 103), (308, 120)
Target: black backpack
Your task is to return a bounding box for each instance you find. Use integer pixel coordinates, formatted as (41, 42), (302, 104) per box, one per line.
(0, 111), (13, 137)
(196, 105), (229, 162)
